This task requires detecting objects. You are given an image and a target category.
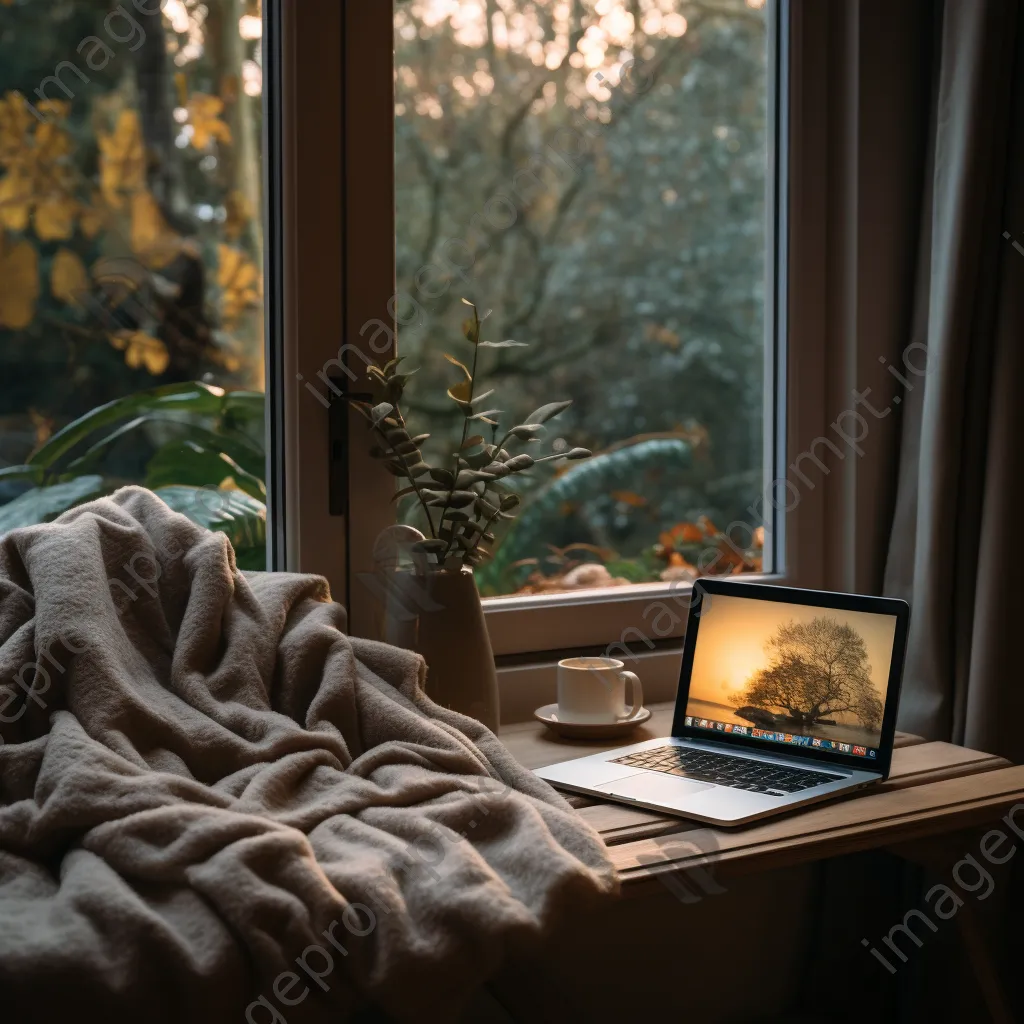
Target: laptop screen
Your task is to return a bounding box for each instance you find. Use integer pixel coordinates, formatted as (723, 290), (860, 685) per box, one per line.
(682, 591), (900, 763)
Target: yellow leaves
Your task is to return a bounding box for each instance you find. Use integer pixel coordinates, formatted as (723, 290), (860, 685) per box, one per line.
(98, 110), (146, 209)
(0, 229), (39, 329)
(444, 352), (473, 404)
(130, 191), (183, 269)
(0, 93), (79, 241)
(187, 94), (232, 149)
(51, 248), (89, 305)
(109, 330), (170, 375)
(0, 167), (32, 230)
(79, 199), (105, 239)
(34, 193), (77, 241)
(0, 92), (32, 166)
(217, 243), (260, 324)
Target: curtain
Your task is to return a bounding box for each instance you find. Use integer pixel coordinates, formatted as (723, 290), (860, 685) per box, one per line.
(883, 0), (1024, 762)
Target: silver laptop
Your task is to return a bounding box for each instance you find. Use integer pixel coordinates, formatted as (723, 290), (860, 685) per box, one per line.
(536, 579), (910, 826)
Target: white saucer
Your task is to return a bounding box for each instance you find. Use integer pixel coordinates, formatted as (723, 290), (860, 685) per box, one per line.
(533, 703), (652, 740)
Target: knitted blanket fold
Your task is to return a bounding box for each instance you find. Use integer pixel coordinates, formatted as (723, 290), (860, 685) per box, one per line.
(0, 487), (616, 1023)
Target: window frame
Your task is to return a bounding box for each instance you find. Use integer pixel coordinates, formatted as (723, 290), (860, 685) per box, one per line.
(275, 0), (835, 661)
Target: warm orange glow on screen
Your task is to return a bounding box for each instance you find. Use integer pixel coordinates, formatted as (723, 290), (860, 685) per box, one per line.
(686, 594), (897, 749)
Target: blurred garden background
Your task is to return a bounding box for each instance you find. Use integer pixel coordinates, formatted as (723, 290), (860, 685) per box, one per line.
(0, 0), (770, 593)
(392, 0), (769, 594)
(0, 0), (267, 564)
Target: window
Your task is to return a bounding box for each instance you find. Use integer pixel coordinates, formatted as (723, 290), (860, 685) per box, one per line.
(0, 0), (802, 668)
(391, 0), (776, 604)
(0, 0), (268, 566)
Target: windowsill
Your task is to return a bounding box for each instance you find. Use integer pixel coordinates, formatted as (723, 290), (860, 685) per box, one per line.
(484, 573), (785, 657)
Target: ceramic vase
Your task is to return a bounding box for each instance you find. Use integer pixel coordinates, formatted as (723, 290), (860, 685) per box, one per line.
(384, 567), (500, 732)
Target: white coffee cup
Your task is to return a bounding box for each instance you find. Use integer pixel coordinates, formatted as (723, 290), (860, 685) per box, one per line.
(556, 657), (644, 724)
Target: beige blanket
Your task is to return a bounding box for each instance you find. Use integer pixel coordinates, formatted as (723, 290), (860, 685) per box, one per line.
(0, 487), (616, 1023)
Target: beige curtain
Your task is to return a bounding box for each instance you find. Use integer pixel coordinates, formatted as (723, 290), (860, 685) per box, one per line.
(882, 0), (1024, 760)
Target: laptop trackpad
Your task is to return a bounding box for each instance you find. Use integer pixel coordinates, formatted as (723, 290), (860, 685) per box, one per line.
(597, 773), (715, 805)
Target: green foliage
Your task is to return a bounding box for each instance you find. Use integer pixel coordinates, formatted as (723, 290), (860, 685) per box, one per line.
(358, 301), (591, 571)
(0, 382), (267, 566)
(154, 485), (266, 567)
(0, 0), (266, 537)
(0, 476), (106, 534)
(475, 437), (692, 593)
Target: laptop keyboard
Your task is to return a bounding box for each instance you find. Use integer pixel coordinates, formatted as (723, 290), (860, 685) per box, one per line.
(609, 745), (845, 795)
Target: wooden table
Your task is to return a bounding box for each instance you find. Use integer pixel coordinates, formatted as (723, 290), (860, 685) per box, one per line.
(499, 702), (1024, 1023)
(502, 701), (1020, 885)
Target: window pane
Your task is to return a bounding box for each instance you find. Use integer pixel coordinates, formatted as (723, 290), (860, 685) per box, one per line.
(0, 0), (267, 567)
(392, 0), (772, 597)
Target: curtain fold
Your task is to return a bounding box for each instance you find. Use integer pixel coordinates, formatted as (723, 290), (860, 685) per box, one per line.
(883, 0), (1024, 760)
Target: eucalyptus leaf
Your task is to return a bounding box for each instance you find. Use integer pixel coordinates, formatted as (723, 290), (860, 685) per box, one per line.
(447, 382), (473, 407)
(525, 400), (572, 425)
(509, 424), (544, 440)
(371, 403), (394, 426)
(474, 497), (499, 518)
(459, 435), (485, 450)
(455, 470), (495, 487)
(445, 490), (478, 508)
(428, 468), (455, 487)
(478, 340), (528, 348)
(412, 539), (448, 553)
(443, 353), (471, 378)
(504, 454), (535, 472)
(459, 450), (493, 470)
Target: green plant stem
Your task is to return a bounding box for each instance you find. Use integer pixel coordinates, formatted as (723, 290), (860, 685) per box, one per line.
(393, 404), (437, 538)
(370, 417), (437, 539)
(441, 306), (482, 563)
(467, 508), (502, 560)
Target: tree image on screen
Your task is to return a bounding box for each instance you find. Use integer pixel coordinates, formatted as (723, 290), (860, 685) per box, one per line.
(734, 616), (884, 731)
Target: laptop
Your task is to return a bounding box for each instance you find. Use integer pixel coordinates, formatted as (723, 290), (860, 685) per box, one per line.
(535, 579), (910, 826)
